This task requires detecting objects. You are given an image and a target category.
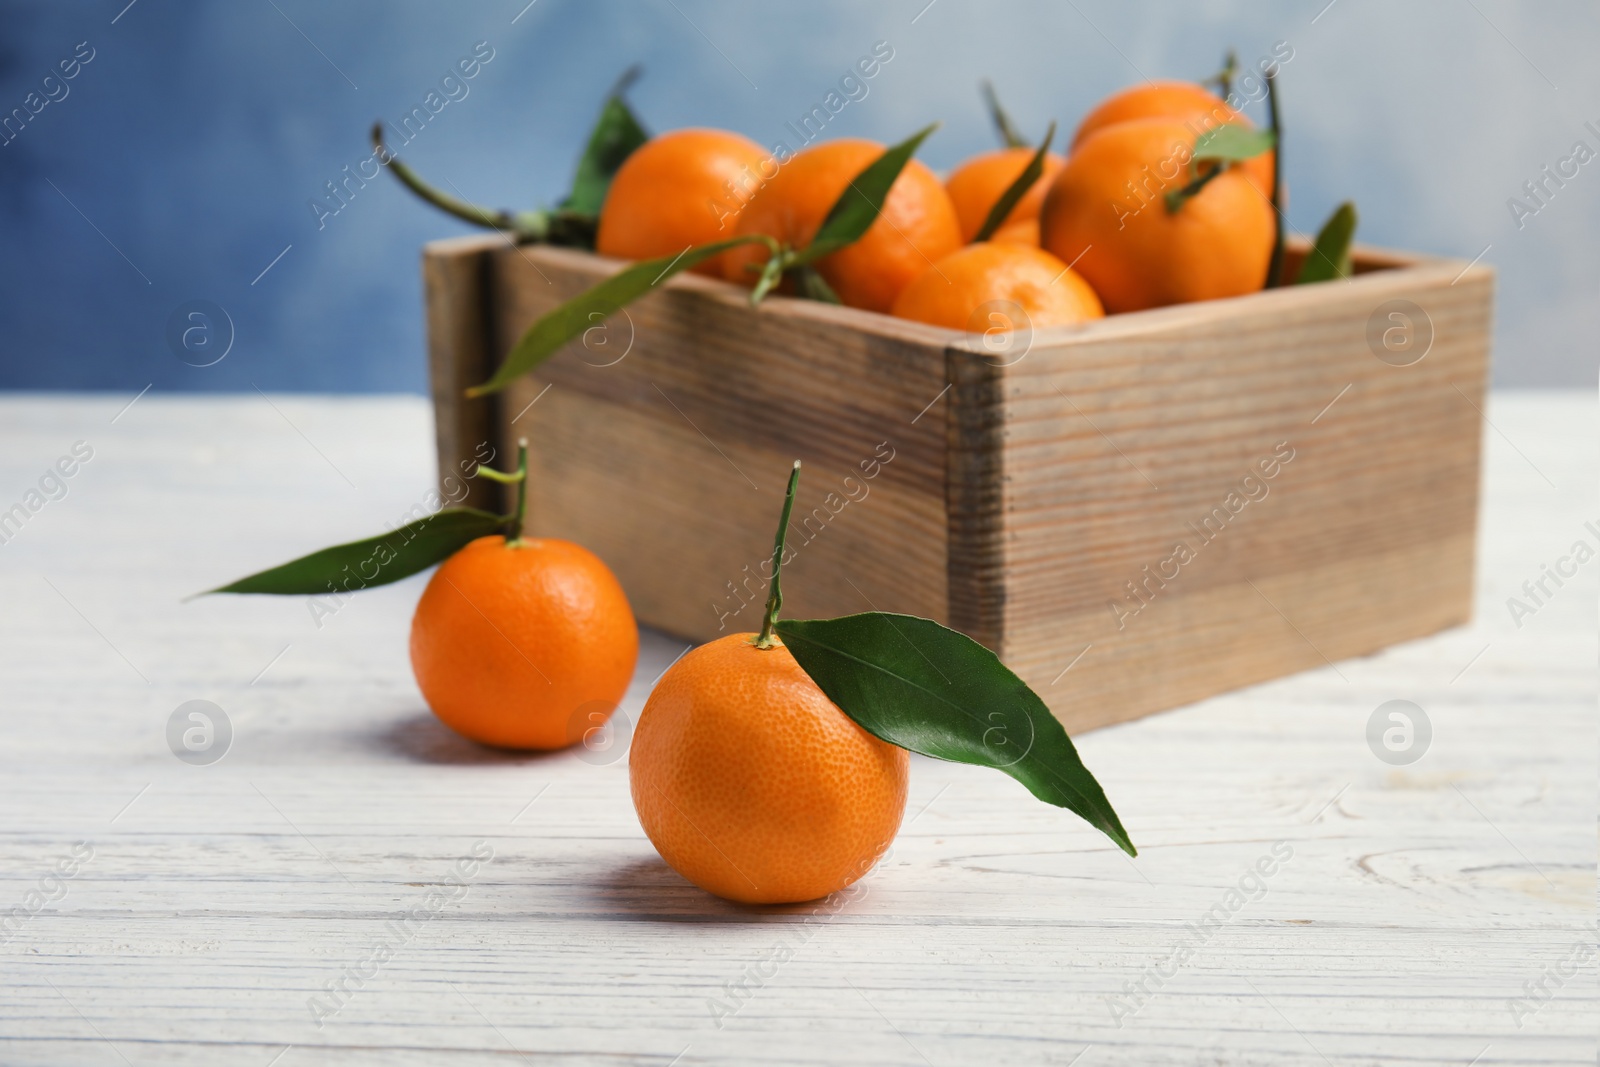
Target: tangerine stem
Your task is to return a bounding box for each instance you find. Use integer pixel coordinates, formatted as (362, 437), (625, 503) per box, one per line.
(372, 124), (548, 241)
(754, 461), (801, 649)
(1264, 65), (1285, 288)
(507, 438), (530, 544)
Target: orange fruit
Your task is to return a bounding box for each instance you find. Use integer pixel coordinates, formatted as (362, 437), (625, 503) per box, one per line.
(944, 146), (1066, 243)
(1039, 117), (1273, 314)
(410, 535), (638, 750)
(629, 633), (909, 904)
(891, 242), (1104, 331)
(1070, 80), (1274, 196)
(721, 138), (962, 314)
(989, 217), (1041, 246)
(596, 128), (769, 275)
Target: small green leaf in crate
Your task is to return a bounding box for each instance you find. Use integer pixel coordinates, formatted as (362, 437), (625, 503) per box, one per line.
(1296, 201), (1358, 284)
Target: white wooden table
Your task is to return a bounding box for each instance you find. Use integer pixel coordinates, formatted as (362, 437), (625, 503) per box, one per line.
(0, 392), (1592, 1066)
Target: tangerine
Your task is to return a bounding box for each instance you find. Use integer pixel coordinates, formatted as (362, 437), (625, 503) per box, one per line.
(629, 632), (909, 904)
(596, 128), (769, 275)
(1070, 80), (1273, 196)
(944, 146), (1066, 243)
(988, 217), (1041, 246)
(721, 138), (962, 313)
(1039, 117), (1273, 314)
(891, 242), (1104, 331)
(410, 535), (638, 750)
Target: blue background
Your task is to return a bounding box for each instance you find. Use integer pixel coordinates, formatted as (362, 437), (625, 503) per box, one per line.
(1, 0), (1594, 392)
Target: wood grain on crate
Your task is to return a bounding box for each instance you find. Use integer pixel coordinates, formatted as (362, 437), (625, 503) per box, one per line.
(426, 238), (1491, 735)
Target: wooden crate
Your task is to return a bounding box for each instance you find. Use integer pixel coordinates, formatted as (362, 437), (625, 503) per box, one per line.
(424, 236), (1492, 734)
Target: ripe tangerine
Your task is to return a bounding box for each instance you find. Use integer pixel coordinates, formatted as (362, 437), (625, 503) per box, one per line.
(944, 146), (1066, 244)
(1071, 80), (1274, 197)
(1039, 117), (1274, 314)
(891, 242), (1104, 332)
(721, 138), (962, 314)
(629, 632), (909, 904)
(409, 535), (638, 750)
(597, 128), (769, 275)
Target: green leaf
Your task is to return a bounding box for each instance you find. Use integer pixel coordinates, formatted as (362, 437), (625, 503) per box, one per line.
(561, 66), (649, 217)
(1295, 201), (1358, 285)
(200, 507), (506, 596)
(981, 80), (1029, 149)
(1192, 122), (1275, 163)
(468, 233), (774, 397)
(791, 123), (939, 267)
(972, 121), (1056, 244)
(775, 612), (1136, 856)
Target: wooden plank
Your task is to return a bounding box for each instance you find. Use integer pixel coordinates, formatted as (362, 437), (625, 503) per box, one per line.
(422, 234), (508, 513)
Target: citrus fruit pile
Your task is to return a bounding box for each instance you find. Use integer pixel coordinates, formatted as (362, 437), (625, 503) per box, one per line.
(379, 52), (1356, 387)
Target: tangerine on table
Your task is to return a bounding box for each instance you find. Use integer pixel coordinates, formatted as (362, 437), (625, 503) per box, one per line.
(410, 535), (638, 750)
(944, 146), (1066, 244)
(1039, 117), (1274, 314)
(721, 138), (962, 313)
(629, 632), (909, 905)
(1070, 80), (1274, 197)
(596, 128), (769, 275)
(890, 242), (1104, 332)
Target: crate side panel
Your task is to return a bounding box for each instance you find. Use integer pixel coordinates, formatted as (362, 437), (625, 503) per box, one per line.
(489, 248), (949, 642)
(997, 268), (1491, 729)
(423, 237), (506, 512)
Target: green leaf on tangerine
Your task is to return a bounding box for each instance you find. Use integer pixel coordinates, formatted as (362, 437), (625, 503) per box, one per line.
(468, 234), (773, 397)
(200, 507), (506, 596)
(1296, 201), (1358, 285)
(972, 121), (1056, 244)
(775, 612), (1136, 857)
(1192, 122), (1275, 163)
(791, 123), (939, 267)
(561, 65), (650, 217)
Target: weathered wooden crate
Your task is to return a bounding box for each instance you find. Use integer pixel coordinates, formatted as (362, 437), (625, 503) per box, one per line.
(425, 235), (1491, 733)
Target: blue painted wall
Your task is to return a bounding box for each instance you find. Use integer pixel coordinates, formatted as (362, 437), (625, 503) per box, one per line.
(1, 0), (1594, 391)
